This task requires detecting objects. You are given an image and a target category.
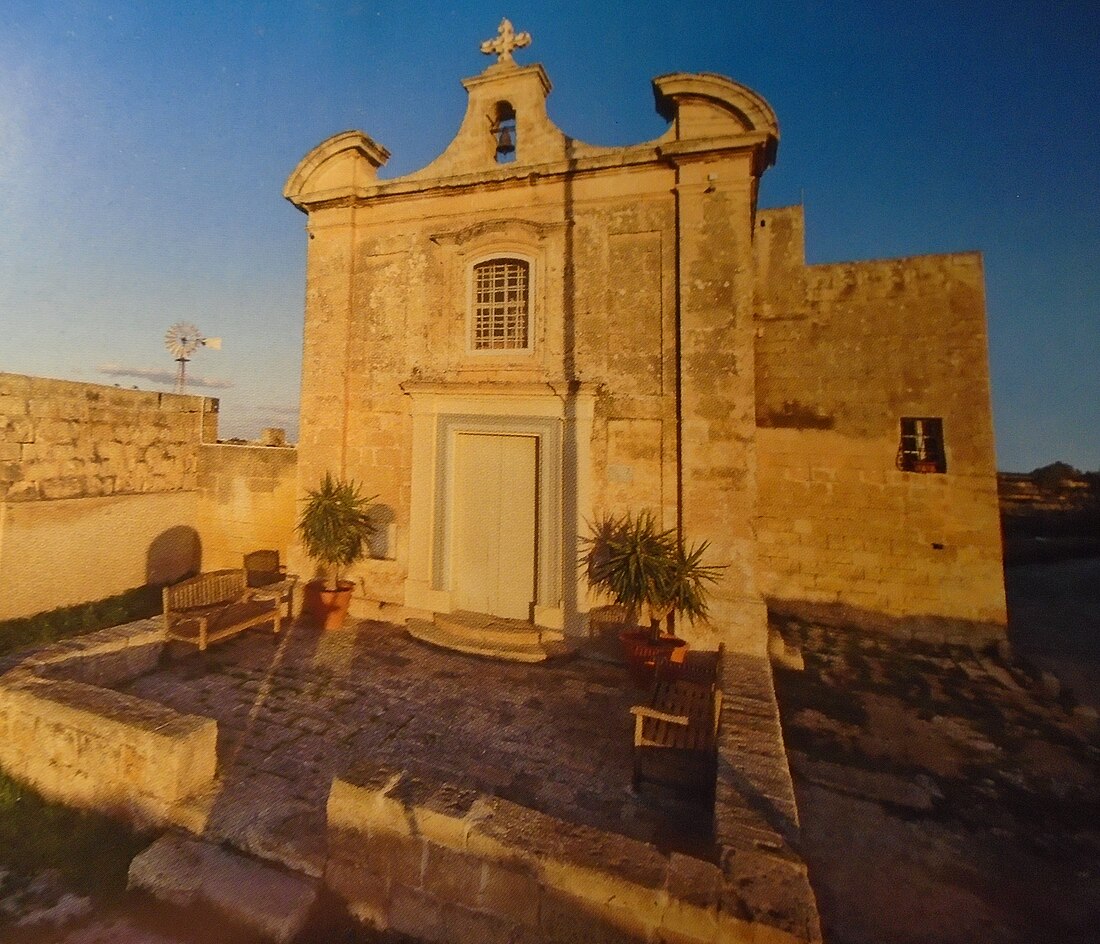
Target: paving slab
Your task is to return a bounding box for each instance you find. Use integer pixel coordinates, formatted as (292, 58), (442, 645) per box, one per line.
(128, 833), (318, 943)
(119, 620), (713, 872)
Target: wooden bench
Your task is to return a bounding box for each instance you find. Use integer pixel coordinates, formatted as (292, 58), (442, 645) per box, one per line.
(629, 645), (723, 791)
(243, 550), (298, 620)
(163, 569), (281, 652)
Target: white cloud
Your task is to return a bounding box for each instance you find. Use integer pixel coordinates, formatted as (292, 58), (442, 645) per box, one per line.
(96, 363), (234, 390)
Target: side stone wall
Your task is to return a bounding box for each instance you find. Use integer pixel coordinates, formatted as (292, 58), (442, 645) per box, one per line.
(326, 762), (821, 944)
(0, 373), (216, 501)
(753, 208), (1006, 641)
(0, 492), (200, 620)
(195, 443), (298, 573)
(0, 620), (217, 829)
(0, 373), (216, 620)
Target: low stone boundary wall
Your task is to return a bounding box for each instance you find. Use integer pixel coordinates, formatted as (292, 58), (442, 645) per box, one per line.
(0, 620), (217, 829)
(327, 762), (819, 944)
(713, 650), (822, 943)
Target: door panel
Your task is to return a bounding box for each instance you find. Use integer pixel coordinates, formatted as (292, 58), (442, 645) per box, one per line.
(452, 434), (537, 619)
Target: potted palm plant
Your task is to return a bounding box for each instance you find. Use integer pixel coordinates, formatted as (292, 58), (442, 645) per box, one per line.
(582, 511), (724, 685)
(296, 472), (377, 630)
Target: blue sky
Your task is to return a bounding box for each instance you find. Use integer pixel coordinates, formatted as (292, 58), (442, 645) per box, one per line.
(1, 1), (1096, 471)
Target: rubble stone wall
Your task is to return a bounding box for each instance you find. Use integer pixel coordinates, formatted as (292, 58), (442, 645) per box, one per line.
(753, 207), (1006, 640)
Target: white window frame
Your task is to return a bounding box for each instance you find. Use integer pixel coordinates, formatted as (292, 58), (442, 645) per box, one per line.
(466, 252), (536, 355)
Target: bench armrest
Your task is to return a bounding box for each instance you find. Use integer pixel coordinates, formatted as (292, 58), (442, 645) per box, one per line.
(163, 610), (186, 629)
(629, 706), (689, 726)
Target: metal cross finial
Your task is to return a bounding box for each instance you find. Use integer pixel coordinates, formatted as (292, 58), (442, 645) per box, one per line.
(480, 18), (531, 65)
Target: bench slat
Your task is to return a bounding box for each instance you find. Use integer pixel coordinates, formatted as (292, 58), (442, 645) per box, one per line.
(163, 569), (279, 652)
(630, 645), (724, 790)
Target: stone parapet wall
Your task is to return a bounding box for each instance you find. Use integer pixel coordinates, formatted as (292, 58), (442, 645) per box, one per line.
(0, 373), (216, 503)
(0, 620), (217, 829)
(714, 650), (820, 942)
(5, 618), (164, 685)
(196, 443), (297, 574)
(326, 761), (820, 944)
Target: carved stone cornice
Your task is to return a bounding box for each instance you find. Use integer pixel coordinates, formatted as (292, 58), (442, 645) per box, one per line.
(428, 218), (567, 248)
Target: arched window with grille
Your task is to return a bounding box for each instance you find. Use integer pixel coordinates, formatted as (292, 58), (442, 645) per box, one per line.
(471, 257), (530, 351)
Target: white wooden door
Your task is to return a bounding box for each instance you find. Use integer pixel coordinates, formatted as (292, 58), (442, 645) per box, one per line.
(452, 433), (538, 620)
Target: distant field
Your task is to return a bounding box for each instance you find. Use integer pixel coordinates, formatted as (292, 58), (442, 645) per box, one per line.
(1006, 557), (1100, 708)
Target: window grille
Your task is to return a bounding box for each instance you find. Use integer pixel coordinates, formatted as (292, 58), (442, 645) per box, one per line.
(472, 258), (529, 350)
(897, 417), (946, 473)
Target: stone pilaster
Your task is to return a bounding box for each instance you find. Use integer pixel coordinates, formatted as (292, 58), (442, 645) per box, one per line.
(674, 156), (768, 655)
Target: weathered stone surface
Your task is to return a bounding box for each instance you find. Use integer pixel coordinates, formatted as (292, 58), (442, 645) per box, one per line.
(720, 847), (821, 943)
(388, 884), (445, 942)
(538, 886), (650, 944)
(128, 834), (318, 944)
(0, 624), (215, 829)
(408, 612), (575, 662)
(328, 756), (815, 943)
(14, 892), (93, 931)
(469, 793), (669, 892)
(0, 373), (213, 505)
(479, 858), (540, 928)
(422, 843), (482, 911)
(97, 620), (823, 942)
(754, 209), (1004, 638)
(194, 442), (297, 574)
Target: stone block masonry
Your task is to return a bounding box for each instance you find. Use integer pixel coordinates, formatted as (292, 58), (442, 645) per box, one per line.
(195, 442), (297, 573)
(0, 621), (217, 830)
(0, 372), (216, 503)
(327, 761), (821, 944)
(753, 207), (1006, 640)
(0, 373), (218, 620)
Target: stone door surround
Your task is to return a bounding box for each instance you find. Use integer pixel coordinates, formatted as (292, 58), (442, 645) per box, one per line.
(402, 381), (593, 632)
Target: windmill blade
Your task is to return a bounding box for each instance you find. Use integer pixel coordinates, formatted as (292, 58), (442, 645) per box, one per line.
(165, 322), (202, 359)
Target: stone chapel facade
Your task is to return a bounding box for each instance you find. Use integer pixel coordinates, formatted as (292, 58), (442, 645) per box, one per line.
(284, 30), (1005, 652)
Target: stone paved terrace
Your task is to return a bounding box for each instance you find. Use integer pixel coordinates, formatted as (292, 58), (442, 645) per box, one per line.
(117, 620), (713, 877)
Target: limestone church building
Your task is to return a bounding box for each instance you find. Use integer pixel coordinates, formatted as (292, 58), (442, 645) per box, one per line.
(283, 24), (1006, 652)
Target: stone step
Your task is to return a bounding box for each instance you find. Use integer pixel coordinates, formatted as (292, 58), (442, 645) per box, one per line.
(128, 833), (319, 944)
(407, 617), (575, 663)
(434, 609), (566, 647)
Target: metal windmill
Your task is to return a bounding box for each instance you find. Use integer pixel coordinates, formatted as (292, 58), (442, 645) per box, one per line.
(164, 322), (221, 394)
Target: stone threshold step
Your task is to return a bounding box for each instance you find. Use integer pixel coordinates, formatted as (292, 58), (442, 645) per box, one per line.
(128, 833), (319, 944)
(434, 609), (566, 646)
(407, 617), (575, 663)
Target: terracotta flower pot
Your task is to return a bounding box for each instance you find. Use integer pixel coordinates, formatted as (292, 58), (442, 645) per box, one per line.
(618, 628), (688, 688)
(303, 579), (355, 631)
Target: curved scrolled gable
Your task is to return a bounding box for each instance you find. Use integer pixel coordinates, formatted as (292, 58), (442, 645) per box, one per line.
(653, 72), (779, 165)
(284, 130), (391, 209)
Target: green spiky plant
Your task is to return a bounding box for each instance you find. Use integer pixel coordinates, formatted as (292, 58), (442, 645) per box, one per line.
(296, 472), (377, 591)
(582, 510), (725, 641)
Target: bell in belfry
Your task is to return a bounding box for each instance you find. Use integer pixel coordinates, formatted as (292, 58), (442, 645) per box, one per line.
(495, 121), (515, 157)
